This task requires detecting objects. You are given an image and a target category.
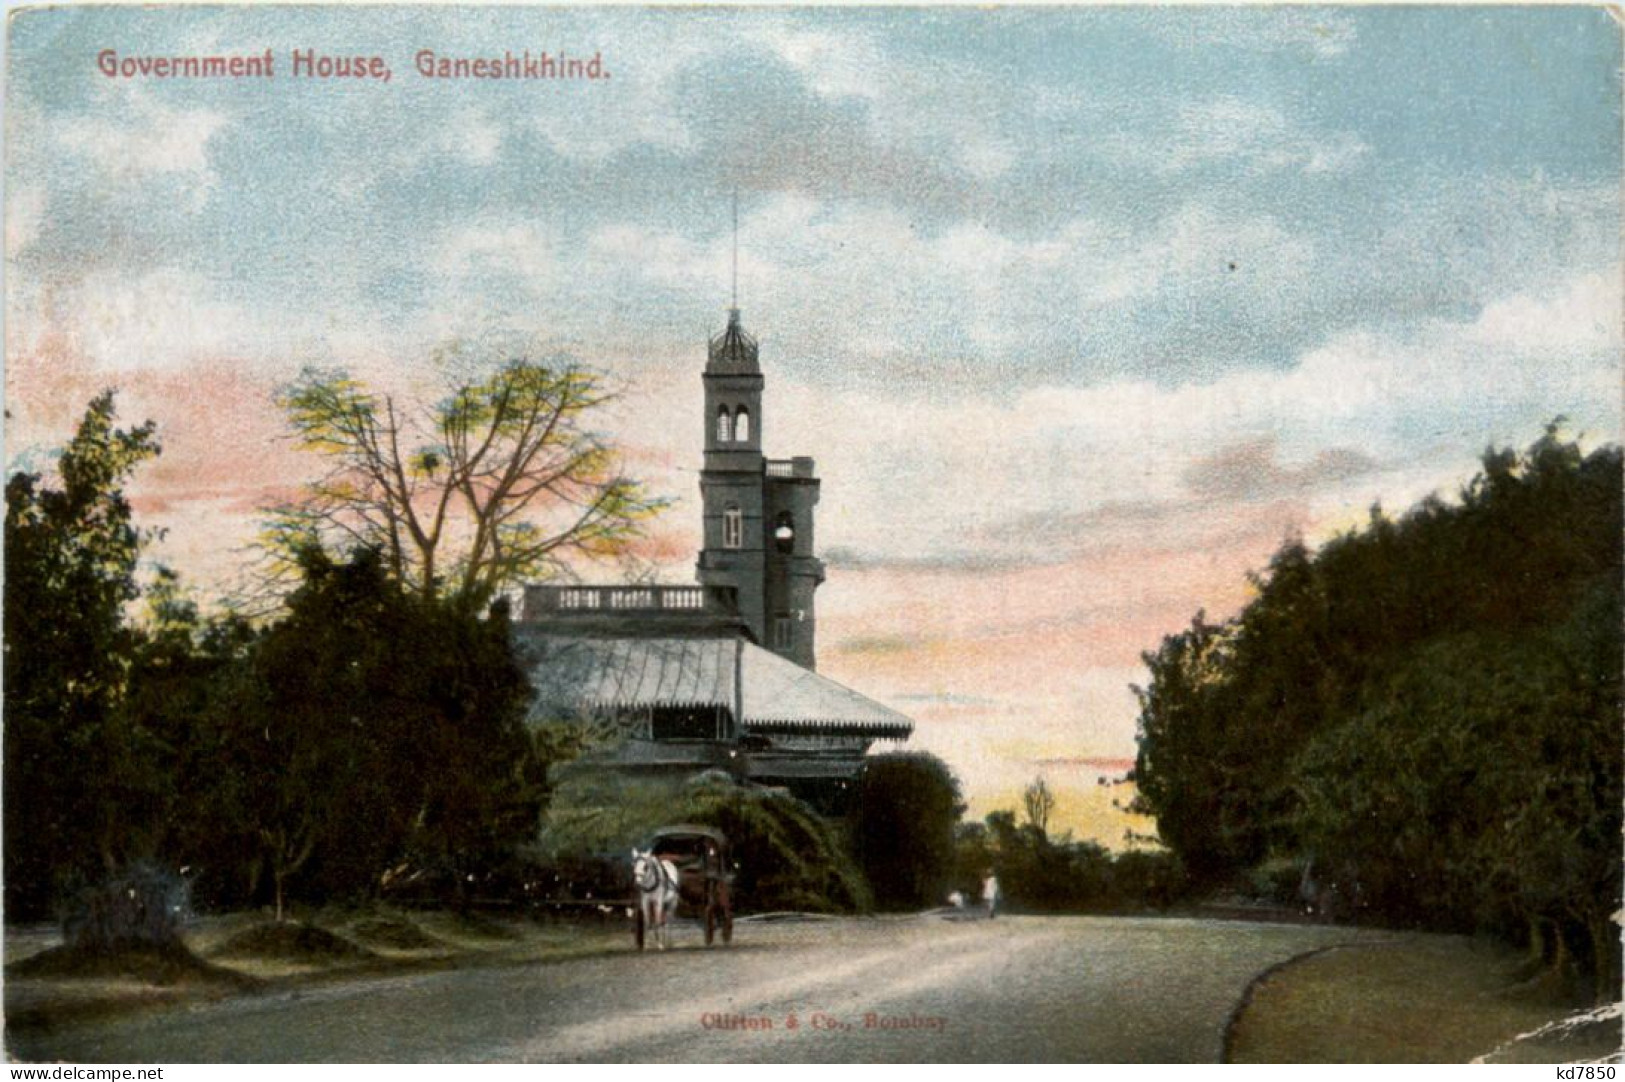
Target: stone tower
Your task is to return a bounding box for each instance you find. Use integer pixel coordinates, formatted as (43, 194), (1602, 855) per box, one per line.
(696, 307), (824, 669)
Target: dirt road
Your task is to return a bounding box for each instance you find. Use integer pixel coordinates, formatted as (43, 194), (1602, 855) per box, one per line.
(12, 915), (1366, 1062)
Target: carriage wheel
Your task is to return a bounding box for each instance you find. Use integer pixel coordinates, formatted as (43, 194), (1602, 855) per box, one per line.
(704, 883), (717, 946)
(634, 906), (645, 951)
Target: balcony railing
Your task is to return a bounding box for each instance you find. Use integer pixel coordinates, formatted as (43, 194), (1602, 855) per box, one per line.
(765, 457), (816, 479)
(523, 584), (708, 618)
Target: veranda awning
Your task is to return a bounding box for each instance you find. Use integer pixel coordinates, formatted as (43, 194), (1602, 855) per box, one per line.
(520, 633), (913, 740)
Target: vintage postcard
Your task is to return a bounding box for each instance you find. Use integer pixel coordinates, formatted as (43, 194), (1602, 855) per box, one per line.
(4, 3), (1621, 1066)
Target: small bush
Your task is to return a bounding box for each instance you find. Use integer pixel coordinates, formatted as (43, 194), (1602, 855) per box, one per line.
(1110, 849), (1190, 909)
(1246, 854), (1307, 908)
(62, 863), (191, 952)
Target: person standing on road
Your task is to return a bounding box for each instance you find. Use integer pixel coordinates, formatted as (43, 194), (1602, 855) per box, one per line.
(981, 871), (999, 919)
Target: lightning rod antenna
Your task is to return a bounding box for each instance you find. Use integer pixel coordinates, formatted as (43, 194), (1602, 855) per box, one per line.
(731, 188), (739, 310)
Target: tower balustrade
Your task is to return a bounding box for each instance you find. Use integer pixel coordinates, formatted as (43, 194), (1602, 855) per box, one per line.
(521, 584), (711, 621)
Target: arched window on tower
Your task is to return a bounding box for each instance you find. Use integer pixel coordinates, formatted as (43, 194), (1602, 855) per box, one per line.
(723, 505), (743, 549)
(734, 407), (751, 442)
(716, 407), (733, 443)
(774, 511), (795, 555)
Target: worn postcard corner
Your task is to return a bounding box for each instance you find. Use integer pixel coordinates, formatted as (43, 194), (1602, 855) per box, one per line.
(3, 3), (1622, 1067)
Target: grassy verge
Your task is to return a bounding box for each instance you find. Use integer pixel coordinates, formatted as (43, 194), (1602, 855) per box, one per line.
(5, 907), (626, 1039)
(1226, 933), (1622, 1063)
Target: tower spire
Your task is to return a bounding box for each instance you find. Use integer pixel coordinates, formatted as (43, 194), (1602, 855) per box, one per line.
(709, 187), (757, 372)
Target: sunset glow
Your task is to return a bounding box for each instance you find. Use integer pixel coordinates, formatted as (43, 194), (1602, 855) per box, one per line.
(9, 7), (1619, 844)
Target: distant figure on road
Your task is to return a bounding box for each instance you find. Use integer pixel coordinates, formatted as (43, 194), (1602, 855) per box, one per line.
(981, 872), (999, 919)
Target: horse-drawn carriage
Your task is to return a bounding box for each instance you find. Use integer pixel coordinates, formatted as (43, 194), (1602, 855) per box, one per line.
(630, 825), (735, 950)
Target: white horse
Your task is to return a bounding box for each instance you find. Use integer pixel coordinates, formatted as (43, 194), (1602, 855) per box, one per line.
(632, 848), (680, 951)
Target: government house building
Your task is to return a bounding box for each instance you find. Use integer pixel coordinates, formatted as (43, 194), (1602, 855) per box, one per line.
(515, 306), (913, 811)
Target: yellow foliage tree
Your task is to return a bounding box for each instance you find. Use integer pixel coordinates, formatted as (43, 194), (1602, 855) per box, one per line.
(268, 358), (667, 604)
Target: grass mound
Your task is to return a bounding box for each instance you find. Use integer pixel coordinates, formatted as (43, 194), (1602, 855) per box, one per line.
(8, 941), (249, 988)
(206, 921), (374, 964)
(346, 917), (442, 951)
(416, 910), (521, 941)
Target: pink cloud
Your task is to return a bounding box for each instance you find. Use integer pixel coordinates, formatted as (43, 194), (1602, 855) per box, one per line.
(1182, 435), (1376, 501)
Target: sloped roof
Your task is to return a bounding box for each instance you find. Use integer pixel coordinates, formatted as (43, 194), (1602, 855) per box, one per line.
(707, 308), (760, 375)
(740, 642), (914, 737)
(521, 634), (913, 738)
(524, 636), (734, 715)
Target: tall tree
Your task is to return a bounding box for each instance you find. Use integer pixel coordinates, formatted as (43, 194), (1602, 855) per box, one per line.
(271, 359), (667, 604)
(238, 546), (425, 916)
(849, 753), (964, 910)
(223, 546), (541, 916)
(121, 569), (253, 876)
(129, 589), (264, 912)
(1021, 776), (1056, 841)
(1133, 425), (1622, 999)
(399, 594), (542, 905)
(4, 392), (161, 917)
(1132, 611), (1244, 877)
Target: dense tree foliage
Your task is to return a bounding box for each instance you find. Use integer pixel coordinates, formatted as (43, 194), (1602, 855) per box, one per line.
(1134, 426), (1622, 999)
(5, 395), (547, 920)
(119, 573), (260, 911)
(4, 393), (161, 918)
(847, 753), (964, 910)
(951, 813), (1187, 913)
(189, 548), (541, 915)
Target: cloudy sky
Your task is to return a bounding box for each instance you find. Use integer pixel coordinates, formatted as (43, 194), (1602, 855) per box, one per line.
(7, 6), (1620, 842)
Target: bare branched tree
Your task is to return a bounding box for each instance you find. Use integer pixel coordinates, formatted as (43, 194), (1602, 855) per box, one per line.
(264, 358), (668, 605)
(1022, 775), (1056, 841)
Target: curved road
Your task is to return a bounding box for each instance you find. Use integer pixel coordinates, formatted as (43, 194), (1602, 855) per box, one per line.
(14, 916), (1365, 1063)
